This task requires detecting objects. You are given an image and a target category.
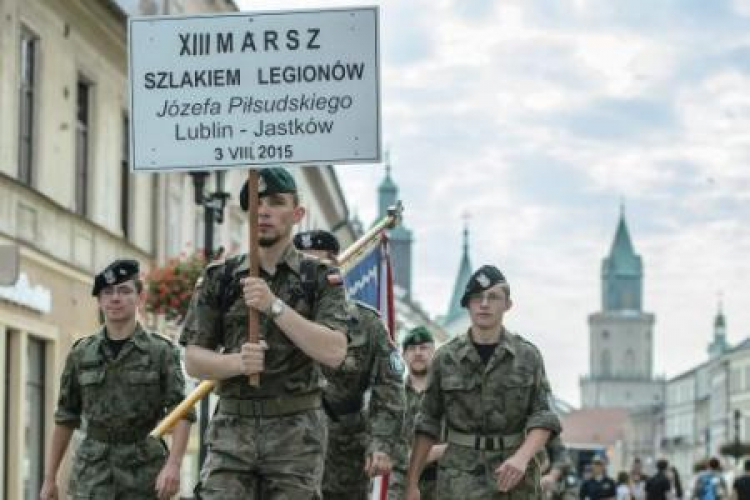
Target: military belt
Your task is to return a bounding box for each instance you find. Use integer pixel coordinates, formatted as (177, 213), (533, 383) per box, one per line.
(86, 424), (151, 444)
(446, 429), (524, 451)
(218, 393), (321, 418)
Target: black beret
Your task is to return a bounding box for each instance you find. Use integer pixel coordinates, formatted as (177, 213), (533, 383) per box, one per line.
(240, 167), (297, 211)
(402, 326), (434, 349)
(92, 259), (140, 296)
(460, 265), (508, 307)
(293, 230), (340, 255)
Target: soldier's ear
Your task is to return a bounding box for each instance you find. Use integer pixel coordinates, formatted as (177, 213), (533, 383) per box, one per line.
(292, 205), (305, 223)
(505, 298), (513, 311)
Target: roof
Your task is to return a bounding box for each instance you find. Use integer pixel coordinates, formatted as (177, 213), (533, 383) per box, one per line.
(603, 211), (641, 276)
(561, 408), (629, 447)
(443, 225), (472, 325)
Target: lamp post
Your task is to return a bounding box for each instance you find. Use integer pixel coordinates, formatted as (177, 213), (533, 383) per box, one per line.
(189, 170), (230, 470)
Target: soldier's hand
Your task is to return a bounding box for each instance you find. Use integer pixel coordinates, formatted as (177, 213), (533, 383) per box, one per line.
(155, 460), (180, 499)
(364, 451), (392, 477)
(494, 453), (529, 492)
(405, 484), (421, 500)
(239, 340), (268, 376)
(39, 479), (58, 500)
(242, 277), (274, 312)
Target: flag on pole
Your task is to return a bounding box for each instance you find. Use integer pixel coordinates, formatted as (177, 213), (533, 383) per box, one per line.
(342, 234), (396, 500)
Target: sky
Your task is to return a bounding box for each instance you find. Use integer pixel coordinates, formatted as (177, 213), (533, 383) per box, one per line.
(159, 0), (750, 407)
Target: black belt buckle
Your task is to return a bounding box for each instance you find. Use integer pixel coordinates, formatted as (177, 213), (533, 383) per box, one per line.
(486, 436), (496, 451)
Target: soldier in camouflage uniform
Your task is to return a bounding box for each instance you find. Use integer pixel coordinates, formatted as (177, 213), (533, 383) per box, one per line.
(293, 229), (405, 500)
(40, 259), (194, 500)
(406, 265), (561, 500)
(180, 168), (349, 499)
(390, 326), (446, 500)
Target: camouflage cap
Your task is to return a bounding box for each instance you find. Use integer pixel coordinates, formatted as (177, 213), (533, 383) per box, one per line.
(402, 326), (434, 349)
(92, 259), (139, 296)
(293, 230), (340, 255)
(460, 264), (508, 307)
(239, 167), (297, 211)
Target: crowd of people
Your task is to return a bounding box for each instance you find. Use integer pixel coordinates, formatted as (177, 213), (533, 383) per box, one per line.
(543, 454), (750, 500)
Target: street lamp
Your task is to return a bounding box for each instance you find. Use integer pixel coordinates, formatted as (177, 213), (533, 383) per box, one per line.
(189, 170), (230, 471)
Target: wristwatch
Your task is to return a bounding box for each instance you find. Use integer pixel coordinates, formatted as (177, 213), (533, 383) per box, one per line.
(267, 298), (285, 319)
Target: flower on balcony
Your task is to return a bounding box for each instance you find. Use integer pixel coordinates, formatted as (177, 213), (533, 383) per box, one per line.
(144, 251), (206, 323)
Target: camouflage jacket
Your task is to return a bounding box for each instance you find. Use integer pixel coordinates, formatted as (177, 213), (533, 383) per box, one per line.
(54, 323), (194, 431)
(392, 378), (425, 472)
(415, 329), (560, 445)
(179, 244), (349, 398)
(322, 301), (405, 456)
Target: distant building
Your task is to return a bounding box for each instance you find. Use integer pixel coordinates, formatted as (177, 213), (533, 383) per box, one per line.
(580, 209), (664, 409)
(439, 222), (472, 338)
(661, 304), (750, 483)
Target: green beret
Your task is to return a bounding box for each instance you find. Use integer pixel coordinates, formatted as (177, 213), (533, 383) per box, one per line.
(460, 265), (508, 307)
(293, 230), (340, 254)
(402, 326), (434, 349)
(92, 259), (139, 296)
(239, 167), (297, 211)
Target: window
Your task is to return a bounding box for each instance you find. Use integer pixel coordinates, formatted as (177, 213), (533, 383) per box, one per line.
(18, 27), (38, 186)
(602, 330), (609, 340)
(121, 114), (130, 237)
(624, 349), (636, 376)
(75, 79), (92, 216)
(601, 350), (611, 377)
(23, 338), (45, 500)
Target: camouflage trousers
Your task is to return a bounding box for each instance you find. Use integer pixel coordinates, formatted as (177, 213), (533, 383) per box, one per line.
(321, 416), (369, 500)
(196, 409), (327, 500)
(67, 437), (166, 499)
(435, 445), (542, 499)
(386, 467), (437, 500)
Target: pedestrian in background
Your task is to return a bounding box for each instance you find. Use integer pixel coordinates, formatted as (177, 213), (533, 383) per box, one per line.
(579, 456), (616, 500)
(617, 471), (633, 500)
(645, 459), (672, 500)
(731, 459), (750, 500)
(631, 458), (649, 500)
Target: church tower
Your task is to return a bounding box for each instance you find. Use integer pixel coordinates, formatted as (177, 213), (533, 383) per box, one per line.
(581, 209), (663, 408)
(441, 219), (473, 337)
(708, 299), (729, 359)
(375, 156), (413, 300)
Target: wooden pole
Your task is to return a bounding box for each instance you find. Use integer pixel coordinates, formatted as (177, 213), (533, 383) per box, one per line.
(247, 170), (260, 387)
(149, 202), (404, 437)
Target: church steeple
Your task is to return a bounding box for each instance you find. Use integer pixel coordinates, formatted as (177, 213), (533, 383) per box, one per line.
(444, 216), (473, 325)
(378, 152), (398, 218)
(601, 207), (643, 312)
(374, 153), (413, 299)
(708, 295), (729, 358)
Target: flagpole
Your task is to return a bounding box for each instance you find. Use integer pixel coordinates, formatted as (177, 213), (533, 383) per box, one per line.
(150, 202), (404, 438)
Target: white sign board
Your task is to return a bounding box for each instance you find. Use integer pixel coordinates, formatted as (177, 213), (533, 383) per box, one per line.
(128, 7), (380, 172)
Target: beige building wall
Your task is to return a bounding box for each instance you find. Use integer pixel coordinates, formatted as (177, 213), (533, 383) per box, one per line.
(0, 0), (154, 498)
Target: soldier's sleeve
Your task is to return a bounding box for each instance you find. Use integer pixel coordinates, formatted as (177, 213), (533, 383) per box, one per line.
(525, 347), (562, 436)
(179, 263), (223, 349)
(413, 351), (444, 440)
(312, 265), (349, 335)
(366, 314), (406, 457)
(161, 343), (197, 422)
(53, 347), (82, 428)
